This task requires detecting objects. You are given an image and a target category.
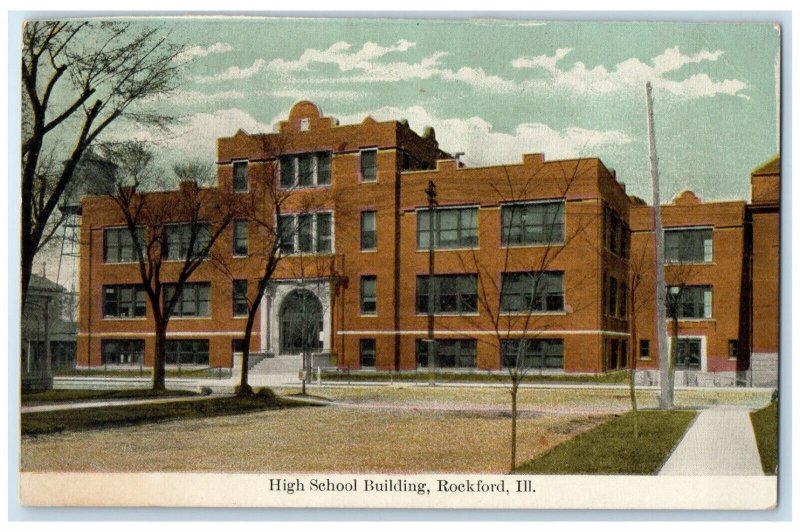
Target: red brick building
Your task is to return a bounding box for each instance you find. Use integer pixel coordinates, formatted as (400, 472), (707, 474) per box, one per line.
(75, 101), (780, 385)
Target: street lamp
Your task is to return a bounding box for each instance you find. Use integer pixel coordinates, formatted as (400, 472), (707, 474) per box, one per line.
(425, 180), (438, 386)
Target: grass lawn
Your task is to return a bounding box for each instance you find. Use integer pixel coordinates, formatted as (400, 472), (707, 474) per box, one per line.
(750, 401), (778, 475)
(515, 409), (697, 474)
(22, 388), (197, 406)
(322, 370), (631, 385)
(22, 393), (309, 436)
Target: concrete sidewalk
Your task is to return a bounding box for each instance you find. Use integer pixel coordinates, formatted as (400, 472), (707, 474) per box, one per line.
(659, 407), (764, 476)
(21, 394), (227, 414)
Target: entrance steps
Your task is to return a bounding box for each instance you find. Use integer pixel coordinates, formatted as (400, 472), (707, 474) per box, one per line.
(250, 354), (303, 375)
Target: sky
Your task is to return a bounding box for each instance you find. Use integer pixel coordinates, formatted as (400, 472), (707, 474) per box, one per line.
(103, 17), (782, 205)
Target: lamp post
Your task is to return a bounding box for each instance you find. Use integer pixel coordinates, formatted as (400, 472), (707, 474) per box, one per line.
(425, 180), (438, 386)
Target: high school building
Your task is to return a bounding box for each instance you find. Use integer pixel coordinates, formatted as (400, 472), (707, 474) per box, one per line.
(75, 101), (780, 385)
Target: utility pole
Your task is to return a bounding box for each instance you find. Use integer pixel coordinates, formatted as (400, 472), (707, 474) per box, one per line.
(425, 180), (438, 386)
(646, 82), (672, 409)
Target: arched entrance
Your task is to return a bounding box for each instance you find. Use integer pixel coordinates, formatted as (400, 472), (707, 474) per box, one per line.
(279, 289), (324, 355)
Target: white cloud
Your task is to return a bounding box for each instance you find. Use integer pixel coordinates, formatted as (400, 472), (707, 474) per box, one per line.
(267, 40), (416, 73)
(175, 42), (233, 63)
(265, 88), (368, 102)
(143, 89), (246, 105)
(194, 58), (267, 83)
(111, 108), (272, 165)
(512, 46), (747, 98)
(511, 48), (573, 71)
(332, 106), (632, 166)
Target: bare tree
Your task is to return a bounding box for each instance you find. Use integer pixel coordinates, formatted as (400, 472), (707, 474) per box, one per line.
(100, 143), (239, 391)
(21, 20), (181, 308)
(626, 232), (655, 438)
(453, 160), (600, 472)
(211, 134), (330, 396)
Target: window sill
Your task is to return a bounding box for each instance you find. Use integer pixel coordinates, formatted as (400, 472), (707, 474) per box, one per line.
(281, 252), (337, 257)
(415, 247), (479, 253)
(103, 261), (140, 265)
(666, 318), (715, 323)
(414, 312), (480, 317)
(231, 254), (249, 259)
(169, 316), (213, 320)
(665, 261), (715, 266)
(102, 317), (147, 321)
(278, 183), (333, 191)
(360, 313), (378, 318)
(360, 249), (378, 253)
(500, 311), (567, 316)
(501, 242), (565, 249)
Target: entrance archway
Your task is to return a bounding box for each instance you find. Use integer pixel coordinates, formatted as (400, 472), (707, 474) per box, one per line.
(279, 289), (323, 355)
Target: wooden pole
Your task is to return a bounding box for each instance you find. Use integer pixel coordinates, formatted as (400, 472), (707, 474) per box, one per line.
(646, 82), (672, 409)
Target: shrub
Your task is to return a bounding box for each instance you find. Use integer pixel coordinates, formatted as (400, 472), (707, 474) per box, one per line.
(200, 386), (213, 396)
(255, 387), (277, 400)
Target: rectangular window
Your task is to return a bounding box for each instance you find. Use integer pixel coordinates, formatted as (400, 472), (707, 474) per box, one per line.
(103, 284), (146, 318)
(164, 282), (211, 317)
(101, 339), (145, 365)
(416, 274), (477, 315)
(361, 211), (377, 250)
(417, 207), (478, 249)
(360, 149), (377, 181)
(279, 152), (333, 188)
(232, 161), (248, 192)
(276, 212), (333, 254)
(620, 340), (628, 368)
(501, 201), (565, 246)
(317, 152), (332, 185)
(360, 338), (376, 368)
(675, 338), (701, 369)
(619, 282), (627, 319)
(280, 156), (295, 188)
(609, 339), (619, 369)
(277, 214), (295, 254)
(233, 220), (248, 256)
(298, 154), (314, 187)
(609, 213), (620, 255)
(609, 277), (618, 317)
(298, 214), (314, 253)
(602, 272), (607, 316)
(360, 276), (377, 315)
(667, 285), (713, 319)
(501, 339), (564, 370)
(232, 339), (247, 353)
(640, 339), (651, 360)
(665, 228), (713, 263)
(500, 271), (564, 313)
(620, 223), (630, 258)
(416, 339), (476, 369)
(165, 223), (211, 261)
(103, 227), (143, 263)
(165, 339), (209, 365)
(728, 339), (739, 359)
(232, 280), (248, 317)
(316, 213), (332, 253)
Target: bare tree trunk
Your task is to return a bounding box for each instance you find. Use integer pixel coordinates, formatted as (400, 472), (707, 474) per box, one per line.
(153, 322), (167, 391)
(238, 311), (257, 396)
(510, 378), (518, 473)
